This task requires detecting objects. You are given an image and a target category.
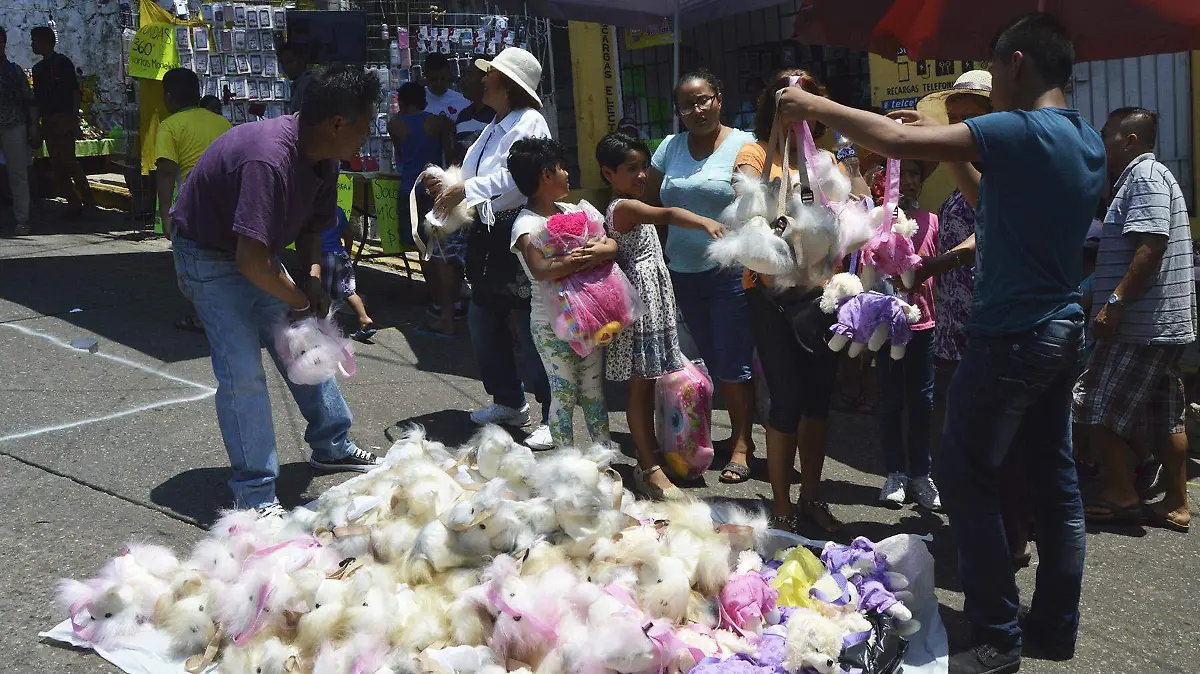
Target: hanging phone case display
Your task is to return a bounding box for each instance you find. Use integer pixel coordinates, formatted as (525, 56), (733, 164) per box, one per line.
(180, 5), (290, 127)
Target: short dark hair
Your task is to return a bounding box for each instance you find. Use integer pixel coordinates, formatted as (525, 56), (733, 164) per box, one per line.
(990, 12), (1075, 89)
(1109, 106), (1158, 147)
(595, 132), (649, 185)
(673, 69), (723, 102)
(299, 63), (382, 126)
(397, 81), (427, 109)
(424, 52), (451, 72)
(509, 137), (565, 198)
(31, 26), (55, 45)
(754, 69), (826, 142)
(498, 71), (540, 110)
(199, 95), (222, 114)
(162, 68), (201, 108)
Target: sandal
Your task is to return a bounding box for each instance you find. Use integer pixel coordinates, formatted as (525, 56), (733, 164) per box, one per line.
(800, 499), (844, 534)
(634, 465), (683, 501)
(1083, 498), (1144, 525)
(174, 315), (205, 333)
(769, 512), (800, 533)
(1143, 504), (1190, 533)
(719, 461), (751, 484)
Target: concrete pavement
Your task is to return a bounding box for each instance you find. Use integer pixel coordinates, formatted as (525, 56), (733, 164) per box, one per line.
(0, 212), (1196, 673)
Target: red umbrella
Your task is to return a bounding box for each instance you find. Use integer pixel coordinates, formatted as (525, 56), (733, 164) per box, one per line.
(795, 0), (1200, 62)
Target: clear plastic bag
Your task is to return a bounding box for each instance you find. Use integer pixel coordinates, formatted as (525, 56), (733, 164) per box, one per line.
(540, 262), (647, 357)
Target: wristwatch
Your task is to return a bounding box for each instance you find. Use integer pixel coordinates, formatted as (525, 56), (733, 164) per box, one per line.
(1107, 293), (1123, 307)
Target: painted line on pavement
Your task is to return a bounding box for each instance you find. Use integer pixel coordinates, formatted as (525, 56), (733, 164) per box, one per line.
(0, 323), (216, 443)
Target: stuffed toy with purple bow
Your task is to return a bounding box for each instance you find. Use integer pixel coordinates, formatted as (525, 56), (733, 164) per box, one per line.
(819, 273), (921, 360)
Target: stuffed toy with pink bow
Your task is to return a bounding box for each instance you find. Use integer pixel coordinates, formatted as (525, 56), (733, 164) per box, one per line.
(531, 200), (646, 357)
(858, 152), (922, 291)
(819, 273), (921, 359)
(274, 315), (357, 386)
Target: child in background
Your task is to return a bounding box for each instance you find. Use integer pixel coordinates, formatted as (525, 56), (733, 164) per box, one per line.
(509, 137), (615, 448)
(877, 158), (941, 511)
(321, 208), (376, 341)
(596, 132), (725, 499)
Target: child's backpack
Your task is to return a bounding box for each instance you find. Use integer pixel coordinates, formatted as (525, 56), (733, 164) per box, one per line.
(656, 359), (715, 480)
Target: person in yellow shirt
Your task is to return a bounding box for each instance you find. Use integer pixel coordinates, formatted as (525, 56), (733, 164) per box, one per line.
(157, 68), (231, 332)
(156, 68), (231, 239)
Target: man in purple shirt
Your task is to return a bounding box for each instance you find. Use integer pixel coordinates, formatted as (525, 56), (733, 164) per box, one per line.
(170, 64), (382, 515)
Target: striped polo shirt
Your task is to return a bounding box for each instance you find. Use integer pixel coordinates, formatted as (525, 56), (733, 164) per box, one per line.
(1091, 152), (1197, 345)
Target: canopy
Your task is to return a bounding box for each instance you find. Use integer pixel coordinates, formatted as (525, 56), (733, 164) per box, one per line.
(794, 0), (1200, 62)
(501, 0), (792, 31)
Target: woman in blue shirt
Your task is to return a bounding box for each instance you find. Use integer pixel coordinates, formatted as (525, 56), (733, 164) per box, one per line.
(645, 70), (757, 484)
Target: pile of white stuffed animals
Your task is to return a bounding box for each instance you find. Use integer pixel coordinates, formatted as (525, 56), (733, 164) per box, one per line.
(57, 426), (918, 674)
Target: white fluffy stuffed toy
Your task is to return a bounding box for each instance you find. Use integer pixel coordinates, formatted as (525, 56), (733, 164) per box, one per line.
(784, 606), (847, 674)
(710, 171), (795, 276)
(421, 166), (477, 234)
(274, 315), (356, 386)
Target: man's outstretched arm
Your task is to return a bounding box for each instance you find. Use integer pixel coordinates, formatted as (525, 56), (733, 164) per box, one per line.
(777, 87), (981, 163)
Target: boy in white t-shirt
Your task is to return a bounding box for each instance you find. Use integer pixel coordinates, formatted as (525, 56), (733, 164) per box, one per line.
(423, 53), (469, 119)
(508, 137), (616, 448)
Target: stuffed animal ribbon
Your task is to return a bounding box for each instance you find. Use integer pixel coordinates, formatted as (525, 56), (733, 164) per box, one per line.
(859, 155), (921, 287)
(770, 545), (827, 609)
(486, 585), (560, 642)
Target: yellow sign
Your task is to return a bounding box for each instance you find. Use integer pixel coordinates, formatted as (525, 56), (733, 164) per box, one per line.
(625, 21), (674, 51)
(337, 173), (355, 218)
(129, 22), (181, 80)
(869, 49), (989, 112)
(569, 22), (621, 189)
(371, 177), (404, 254)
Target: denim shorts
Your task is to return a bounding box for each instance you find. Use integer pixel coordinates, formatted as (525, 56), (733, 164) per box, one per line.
(670, 267), (754, 383)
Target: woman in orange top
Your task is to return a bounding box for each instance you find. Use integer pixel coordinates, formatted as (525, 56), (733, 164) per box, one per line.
(731, 69), (866, 533)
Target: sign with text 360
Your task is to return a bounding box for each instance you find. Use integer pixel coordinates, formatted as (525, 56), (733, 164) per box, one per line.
(129, 22), (181, 80)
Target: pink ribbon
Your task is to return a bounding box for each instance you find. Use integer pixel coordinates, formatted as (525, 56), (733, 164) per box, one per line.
(232, 583), (273, 645)
(241, 535), (321, 573)
(314, 320), (358, 377)
(644, 618), (706, 674)
(486, 586), (559, 642)
(69, 597), (95, 640)
(880, 156), (902, 235)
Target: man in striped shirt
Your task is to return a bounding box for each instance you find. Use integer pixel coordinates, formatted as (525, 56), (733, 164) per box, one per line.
(1075, 106), (1195, 533)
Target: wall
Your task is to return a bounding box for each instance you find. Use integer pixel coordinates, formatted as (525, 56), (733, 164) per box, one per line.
(3, 0), (125, 130)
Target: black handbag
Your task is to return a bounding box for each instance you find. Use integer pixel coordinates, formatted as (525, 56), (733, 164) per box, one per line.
(760, 281), (835, 354)
(839, 611), (909, 674)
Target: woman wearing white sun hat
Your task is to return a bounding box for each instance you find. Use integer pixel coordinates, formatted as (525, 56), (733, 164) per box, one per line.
(426, 47), (555, 449)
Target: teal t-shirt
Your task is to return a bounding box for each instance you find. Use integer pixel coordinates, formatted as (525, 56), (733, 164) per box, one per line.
(963, 108), (1106, 335)
(652, 128), (754, 273)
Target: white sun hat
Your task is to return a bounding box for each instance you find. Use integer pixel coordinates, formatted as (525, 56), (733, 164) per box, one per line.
(475, 47), (543, 109)
(917, 69), (992, 125)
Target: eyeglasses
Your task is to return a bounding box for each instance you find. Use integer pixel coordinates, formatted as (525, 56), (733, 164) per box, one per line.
(676, 94), (717, 117)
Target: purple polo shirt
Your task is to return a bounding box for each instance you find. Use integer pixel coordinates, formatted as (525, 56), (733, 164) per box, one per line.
(171, 114), (338, 254)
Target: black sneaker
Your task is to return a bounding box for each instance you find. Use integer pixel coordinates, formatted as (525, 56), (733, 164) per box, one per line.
(309, 446), (381, 473)
(948, 644), (1020, 674)
(1018, 607), (1076, 661)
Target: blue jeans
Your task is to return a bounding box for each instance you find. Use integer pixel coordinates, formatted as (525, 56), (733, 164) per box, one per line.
(938, 318), (1086, 651)
(670, 267), (753, 383)
(876, 328), (935, 477)
(467, 298), (551, 422)
(173, 237), (357, 509)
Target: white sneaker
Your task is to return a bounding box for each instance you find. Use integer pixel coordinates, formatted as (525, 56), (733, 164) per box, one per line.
(470, 402), (531, 427)
(525, 423), (554, 450)
(879, 472), (909, 506)
(909, 475), (942, 511)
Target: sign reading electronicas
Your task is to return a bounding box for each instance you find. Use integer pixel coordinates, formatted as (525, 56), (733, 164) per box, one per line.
(128, 23), (180, 80)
